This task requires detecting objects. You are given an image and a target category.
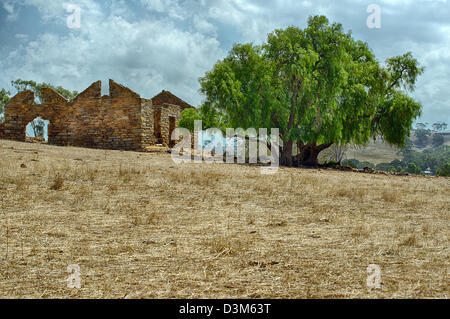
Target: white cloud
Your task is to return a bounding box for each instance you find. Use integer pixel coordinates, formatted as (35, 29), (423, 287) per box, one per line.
(0, 5), (224, 106)
(1, 0), (449, 124)
(193, 15), (217, 36)
(2, 0), (19, 21)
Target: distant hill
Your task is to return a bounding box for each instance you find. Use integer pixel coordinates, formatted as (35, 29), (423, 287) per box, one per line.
(320, 130), (450, 165)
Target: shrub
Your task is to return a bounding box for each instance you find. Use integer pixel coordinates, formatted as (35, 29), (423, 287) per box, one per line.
(376, 162), (394, 172)
(342, 159), (358, 169)
(437, 162), (450, 177)
(404, 162), (422, 175)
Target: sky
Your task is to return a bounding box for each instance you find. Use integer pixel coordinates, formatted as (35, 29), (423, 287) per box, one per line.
(0, 0), (449, 127)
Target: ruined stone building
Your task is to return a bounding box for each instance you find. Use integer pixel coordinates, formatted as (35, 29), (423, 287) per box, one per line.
(0, 79), (194, 151)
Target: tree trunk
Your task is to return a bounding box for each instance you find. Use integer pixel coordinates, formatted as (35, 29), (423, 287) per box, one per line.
(296, 142), (333, 167)
(280, 139), (294, 167)
(30, 121), (38, 137)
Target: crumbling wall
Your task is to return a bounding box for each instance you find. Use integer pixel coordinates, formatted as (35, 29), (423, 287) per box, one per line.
(2, 80), (143, 151)
(157, 103), (182, 147)
(140, 98), (155, 148)
(1, 79), (187, 151)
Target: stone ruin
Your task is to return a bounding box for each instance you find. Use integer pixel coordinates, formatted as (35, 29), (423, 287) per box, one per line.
(0, 79), (193, 151)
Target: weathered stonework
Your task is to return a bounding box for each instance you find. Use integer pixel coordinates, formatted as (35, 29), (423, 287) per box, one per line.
(1, 80), (193, 150)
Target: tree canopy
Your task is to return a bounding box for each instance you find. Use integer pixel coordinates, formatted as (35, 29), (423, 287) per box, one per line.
(11, 79), (79, 102)
(199, 15), (424, 166)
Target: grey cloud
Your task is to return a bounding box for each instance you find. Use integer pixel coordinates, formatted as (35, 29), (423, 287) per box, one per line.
(0, 0), (448, 124)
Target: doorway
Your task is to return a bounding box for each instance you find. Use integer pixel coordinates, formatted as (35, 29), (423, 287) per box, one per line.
(154, 109), (162, 144)
(169, 116), (176, 147)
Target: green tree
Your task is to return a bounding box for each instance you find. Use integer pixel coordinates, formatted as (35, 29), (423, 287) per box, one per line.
(11, 79), (79, 102)
(199, 16), (423, 166)
(404, 162), (422, 174)
(376, 162), (395, 172)
(437, 162), (450, 177)
(178, 108), (202, 132)
(0, 88), (10, 123)
(178, 106), (225, 133)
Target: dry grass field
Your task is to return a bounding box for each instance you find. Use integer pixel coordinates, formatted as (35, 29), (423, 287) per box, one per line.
(0, 139), (448, 299)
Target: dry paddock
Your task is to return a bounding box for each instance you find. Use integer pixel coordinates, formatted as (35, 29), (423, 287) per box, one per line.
(0, 139), (448, 298)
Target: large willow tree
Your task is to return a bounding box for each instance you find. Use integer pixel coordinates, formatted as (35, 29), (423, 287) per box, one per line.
(199, 16), (423, 166)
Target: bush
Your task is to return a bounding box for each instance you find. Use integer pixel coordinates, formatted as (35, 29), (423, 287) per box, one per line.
(341, 159), (358, 168)
(375, 162), (395, 172)
(402, 145), (450, 174)
(437, 162), (450, 177)
(404, 162), (422, 175)
(359, 161), (376, 169)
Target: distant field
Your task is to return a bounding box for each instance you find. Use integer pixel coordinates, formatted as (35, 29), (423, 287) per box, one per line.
(0, 139), (448, 298)
(346, 141), (402, 165)
(322, 132), (450, 165)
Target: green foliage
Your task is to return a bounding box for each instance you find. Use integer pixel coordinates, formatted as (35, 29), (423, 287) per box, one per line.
(342, 159), (377, 170)
(404, 162), (422, 175)
(0, 88), (10, 123)
(199, 15), (424, 166)
(11, 79), (78, 102)
(178, 106), (226, 133)
(390, 159), (404, 168)
(359, 161), (376, 169)
(341, 159), (358, 168)
(402, 145), (450, 174)
(373, 146), (449, 175)
(199, 103), (227, 131)
(437, 162), (450, 177)
(376, 162), (396, 172)
(178, 108), (202, 132)
(432, 133), (444, 148)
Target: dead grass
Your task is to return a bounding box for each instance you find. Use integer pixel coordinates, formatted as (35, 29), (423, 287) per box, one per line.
(0, 139), (448, 299)
(50, 174), (64, 191)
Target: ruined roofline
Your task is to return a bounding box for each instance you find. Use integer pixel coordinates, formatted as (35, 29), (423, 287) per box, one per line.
(73, 79), (141, 102)
(151, 90), (194, 110)
(5, 80), (194, 110)
(4, 80), (143, 106)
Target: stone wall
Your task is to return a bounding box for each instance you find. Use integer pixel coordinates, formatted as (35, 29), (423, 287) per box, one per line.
(140, 98), (156, 148)
(157, 103), (182, 146)
(1, 79), (191, 151)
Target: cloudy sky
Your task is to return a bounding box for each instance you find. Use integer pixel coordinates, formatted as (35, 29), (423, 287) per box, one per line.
(0, 0), (449, 126)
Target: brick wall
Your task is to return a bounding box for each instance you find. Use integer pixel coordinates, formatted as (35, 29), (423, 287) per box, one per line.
(1, 79), (187, 151)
